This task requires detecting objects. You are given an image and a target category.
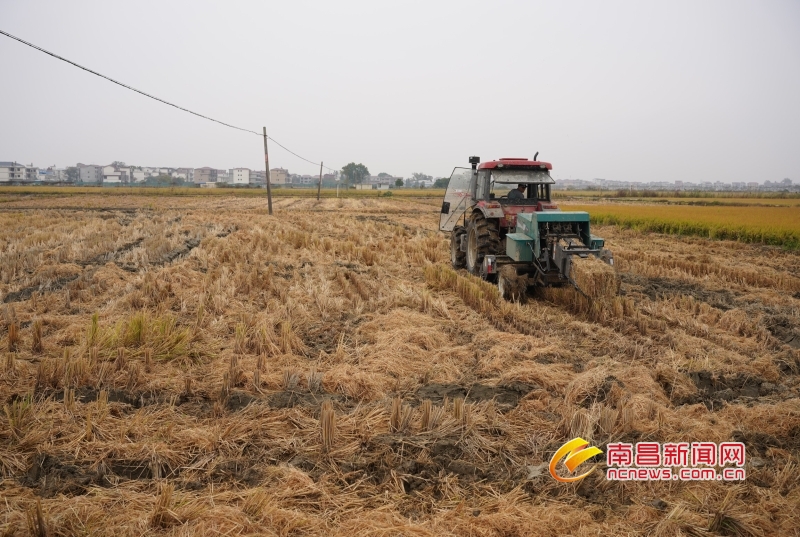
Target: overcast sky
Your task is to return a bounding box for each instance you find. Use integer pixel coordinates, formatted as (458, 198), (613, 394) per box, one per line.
(2, 1), (798, 183)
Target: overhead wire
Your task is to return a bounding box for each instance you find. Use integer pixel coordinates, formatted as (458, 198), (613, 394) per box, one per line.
(0, 28), (337, 173)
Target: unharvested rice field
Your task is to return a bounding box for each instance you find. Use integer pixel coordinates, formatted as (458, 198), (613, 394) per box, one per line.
(1, 195), (799, 536)
(562, 203), (800, 249)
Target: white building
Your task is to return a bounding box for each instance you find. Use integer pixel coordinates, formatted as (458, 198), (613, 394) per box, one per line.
(231, 168), (251, 185)
(173, 168), (194, 182)
(37, 167), (66, 182)
(0, 162), (26, 182)
(102, 165), (130, 184)
(290, 174), (317, 186)
(77, 164), (103, 184)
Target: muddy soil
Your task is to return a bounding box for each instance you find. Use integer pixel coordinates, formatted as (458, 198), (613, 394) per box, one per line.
(620, 273), (740, 310)
(413, 382), (536, 408)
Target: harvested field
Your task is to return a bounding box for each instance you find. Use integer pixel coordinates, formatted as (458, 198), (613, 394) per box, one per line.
(1, 195), (799, 536)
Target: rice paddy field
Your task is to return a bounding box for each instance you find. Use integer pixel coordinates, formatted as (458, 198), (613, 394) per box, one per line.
(1, 194), (799, 536)
(560, 203), (800, 249)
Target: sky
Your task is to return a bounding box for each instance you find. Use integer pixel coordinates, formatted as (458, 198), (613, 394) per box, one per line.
(1, 0), (799, 183)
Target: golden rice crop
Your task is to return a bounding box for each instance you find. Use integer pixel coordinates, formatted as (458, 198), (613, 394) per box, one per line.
(554, 189), (800, 205)
(563, 202), (800, 248)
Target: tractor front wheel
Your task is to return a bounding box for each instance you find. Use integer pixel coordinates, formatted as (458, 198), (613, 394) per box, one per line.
(450, 226), (466, 269)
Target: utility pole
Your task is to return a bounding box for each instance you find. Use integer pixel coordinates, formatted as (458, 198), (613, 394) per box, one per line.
(263, 127), (273, 215)
(317, 161), (323, 201)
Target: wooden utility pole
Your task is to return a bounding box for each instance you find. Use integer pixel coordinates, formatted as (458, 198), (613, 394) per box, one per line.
(263, 127), (273, 215)
(317, 161), (323, 201)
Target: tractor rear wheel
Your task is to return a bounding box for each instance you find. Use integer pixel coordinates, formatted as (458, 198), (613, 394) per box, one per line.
(465, 212), (501, 276)
(450, 226), (466, 269)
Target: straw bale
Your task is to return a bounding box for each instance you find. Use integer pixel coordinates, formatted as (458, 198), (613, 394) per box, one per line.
(569, 254), (620, 299)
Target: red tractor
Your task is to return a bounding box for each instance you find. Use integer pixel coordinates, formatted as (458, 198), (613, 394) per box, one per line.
(439, 155), (615, 299)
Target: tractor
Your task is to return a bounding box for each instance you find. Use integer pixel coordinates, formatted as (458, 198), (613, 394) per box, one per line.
(439, 155), (616, 300)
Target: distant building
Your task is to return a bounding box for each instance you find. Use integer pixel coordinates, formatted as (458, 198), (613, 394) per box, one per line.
(0, 162), (26, 182)
(368, 175), (399, 187)
(77, 164), (103, 184)
(170, 168), (193, 182)
(216, 169), (230, 183)
(289, 174), (317, 186)
(37, 167), (66, 182)
(251, 170), (266, 185)
(321, 173), (339, 187)
(270, 167), (289, 185)
(102, 165), (130, 184)
(194, 167), (217, 183)
(231, 168), (251, 185)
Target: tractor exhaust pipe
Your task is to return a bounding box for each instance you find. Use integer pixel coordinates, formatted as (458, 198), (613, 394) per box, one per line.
(469, 156), (480, 172)
(533, 152), (539, 161)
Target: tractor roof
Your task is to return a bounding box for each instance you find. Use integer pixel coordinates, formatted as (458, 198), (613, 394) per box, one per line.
(478, 158), (553, 171)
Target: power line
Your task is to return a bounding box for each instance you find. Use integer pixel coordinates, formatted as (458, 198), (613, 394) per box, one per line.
(0, 28), (337, 173)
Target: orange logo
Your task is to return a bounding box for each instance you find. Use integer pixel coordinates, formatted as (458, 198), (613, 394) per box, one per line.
(549, 437), (603, 483)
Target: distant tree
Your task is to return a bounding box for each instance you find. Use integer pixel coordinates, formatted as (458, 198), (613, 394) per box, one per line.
(378, 172), (391, 178)
(111, 161), (126, 168)
(148, 173), (173, 186)
(433, 178), (449, 188)
(394, 178), (404, 187)
(341, 163), (370, 185)
(65, 167), (79, 182)
(412, 172), (432, 183)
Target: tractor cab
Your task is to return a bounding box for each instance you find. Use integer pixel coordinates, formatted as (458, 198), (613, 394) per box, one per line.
(480, 158), (555, 205)
(439, 157), (557, 233)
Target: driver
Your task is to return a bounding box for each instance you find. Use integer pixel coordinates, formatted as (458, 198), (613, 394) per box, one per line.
(508, 184), (526, 200)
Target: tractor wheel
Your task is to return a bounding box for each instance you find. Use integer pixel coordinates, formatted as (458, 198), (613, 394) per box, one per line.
(450, 226), (467, 269)
(465, 212), (501, 276)
(498, 265), (527, 301)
